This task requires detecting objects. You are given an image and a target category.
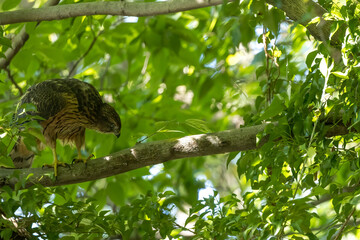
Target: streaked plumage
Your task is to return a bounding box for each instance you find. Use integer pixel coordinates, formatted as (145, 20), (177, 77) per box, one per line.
(10, 78), (121, 177)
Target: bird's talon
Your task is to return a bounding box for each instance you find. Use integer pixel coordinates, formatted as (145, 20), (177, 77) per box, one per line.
(42, 162), (67, 168)
(72, 154), (94, 165)
(62, 163), (71, 168)
(42, 164), (53, 169)
(72, 159), (84, 165)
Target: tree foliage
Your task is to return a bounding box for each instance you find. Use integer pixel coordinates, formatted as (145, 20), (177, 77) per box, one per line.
(1, 0), (360, 239)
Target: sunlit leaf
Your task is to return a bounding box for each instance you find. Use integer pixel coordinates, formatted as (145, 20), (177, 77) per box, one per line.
(259, 95), (285, 120)
(1, 0), (21, 11)
(0, 37), (12, 48)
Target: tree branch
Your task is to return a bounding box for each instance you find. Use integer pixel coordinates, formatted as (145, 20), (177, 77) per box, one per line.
(4, 67), (23, 95)
(0, 0), (338, 52)
(0, 0), (334, 43)
(67, 30), (103, 78)
(0, 122), (350, 189)
(265, 0), (342, 61)
(266, 0), (333, 43)
(0, 27), (29, 70)
(1, 124), (267, 189)
(0, 0), (228, 25)
(333, 207), (356, 240)
(0, 0), (60, 70)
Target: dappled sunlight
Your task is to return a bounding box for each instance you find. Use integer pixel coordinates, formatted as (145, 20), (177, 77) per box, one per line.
(1, 0), (358, 238)
(205, 135), (221, 145)
(174, 85), (194, 107)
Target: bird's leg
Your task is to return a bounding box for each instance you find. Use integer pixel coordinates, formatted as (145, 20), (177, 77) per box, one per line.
(77, 147), (82, 160)
(42, 147), (69, 178)
(72, 146), (94, 165)
(72, 129), (93, 165)
(53, 148), (59, 178)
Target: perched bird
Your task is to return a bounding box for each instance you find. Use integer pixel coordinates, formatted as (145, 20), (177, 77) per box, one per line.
(10, 78), (121, 177)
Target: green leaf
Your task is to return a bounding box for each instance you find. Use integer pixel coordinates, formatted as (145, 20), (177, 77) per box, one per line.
(185, 119), (211, 133)
(185, 214), (199, 226)
(12, 49), (32, 72)
(106, 182), (125, 206)
(307, 17), (321, 26)
(259, 95), (285, 120)
(332, 71), (349, 79)
(0, 228), (12, 240)
(306, 50), (317, 68)
(2, 0), (21, 10)
(226, 151), (240, 168)
(0, 37), (11, 48)
(170, 228), (182, 237)
(61, 237), (76, 240)
(237, 153), (252, 177)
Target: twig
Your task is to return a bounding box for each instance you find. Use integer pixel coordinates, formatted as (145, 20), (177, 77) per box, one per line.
(137, 123), (171, 144)
(262, 29), (271, 103)
(0, 1), (232, 25)
(5, 67), (23, 95)
(0, 0), (60, 70)
(174, 222), (196, 235)
(0, 28), (29, 70)
(67, 30), (103, 78)
(333, 207), (356, 240)
(99, 54), (111, 90)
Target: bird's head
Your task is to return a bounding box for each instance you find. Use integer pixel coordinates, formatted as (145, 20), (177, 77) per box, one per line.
(96, 103), (121, 137)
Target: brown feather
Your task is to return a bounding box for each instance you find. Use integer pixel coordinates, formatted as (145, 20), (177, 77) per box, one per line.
(10, 79), (121, 173)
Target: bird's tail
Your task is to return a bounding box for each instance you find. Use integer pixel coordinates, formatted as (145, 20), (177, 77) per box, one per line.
(9, 137), (35, 168)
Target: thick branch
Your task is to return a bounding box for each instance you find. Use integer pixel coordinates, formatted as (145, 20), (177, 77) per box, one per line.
(0, 0), (60, 70)
(0, 0), (337, 48)
(266, 0), (333, 43)
(0, 124), (267, 189)
(0, 27), (29, 70)
(0, 0), (227, 25)
(0, 123), (349, 189)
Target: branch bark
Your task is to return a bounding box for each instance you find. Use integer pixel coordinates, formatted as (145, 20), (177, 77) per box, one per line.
(0, 0), (228, 25)
(0, 0), (339, 70)
(0, 124), (267, 189)
(0, 0), (335, 44)
(266, 0), (333, 43)
(0, 0), (340, 58)
(0, 0), (60, 70)
(0, 122), (349, 189)
(266, 0), (342, 61)
(0, 27), (29, 70)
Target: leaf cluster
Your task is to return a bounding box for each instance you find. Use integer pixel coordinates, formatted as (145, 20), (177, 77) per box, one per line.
(2, 0), (360, 239)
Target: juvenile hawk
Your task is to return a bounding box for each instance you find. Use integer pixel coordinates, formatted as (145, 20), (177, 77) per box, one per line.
(10, 78), (121, 177)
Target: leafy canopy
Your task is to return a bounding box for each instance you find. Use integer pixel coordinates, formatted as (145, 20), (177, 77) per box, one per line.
(1, 0), (360, 239)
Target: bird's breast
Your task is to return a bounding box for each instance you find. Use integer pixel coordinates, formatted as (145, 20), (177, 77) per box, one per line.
(41, 103), (93, 143)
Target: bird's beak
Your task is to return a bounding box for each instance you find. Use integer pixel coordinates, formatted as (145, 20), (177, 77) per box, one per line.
(115, 132), (120, 138)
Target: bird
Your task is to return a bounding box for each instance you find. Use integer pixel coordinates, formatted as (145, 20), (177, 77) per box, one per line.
(10, 78), (121, 178)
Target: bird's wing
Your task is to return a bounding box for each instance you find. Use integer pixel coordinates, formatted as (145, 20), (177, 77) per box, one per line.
(18, 80), (77, 120)
(16, 78), (105, 124)
(63, 79), (104, 122)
